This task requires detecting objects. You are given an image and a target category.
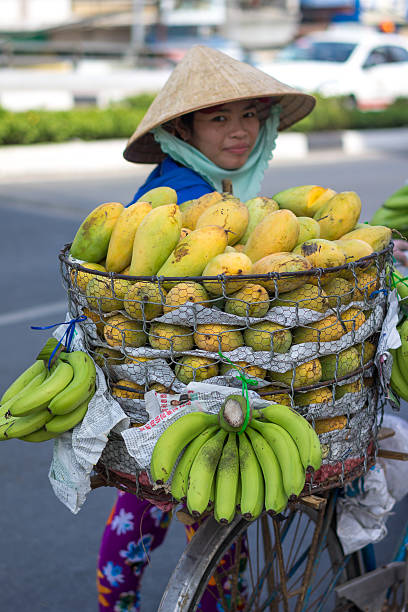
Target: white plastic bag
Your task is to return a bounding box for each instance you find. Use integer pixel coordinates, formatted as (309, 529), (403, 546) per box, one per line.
(379, 413), (408, 502)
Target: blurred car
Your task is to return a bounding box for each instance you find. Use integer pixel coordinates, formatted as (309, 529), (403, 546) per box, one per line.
(257, 27), (408, 109)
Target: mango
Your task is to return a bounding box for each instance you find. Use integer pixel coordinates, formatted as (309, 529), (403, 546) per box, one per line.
(234, 244), (246, 253)
(112, 380), (145, 400)
(335, 380), (365, 399)
(295, 387), (333, 406)
(293, 307), (365, 343)
(224, 283), (269, 318)
(293, 239), (346, 285)
(244, 322), (292, 353)
(241, 196), (279, 244)
(339, 225), (392, 252)
(245, 209), (299, 262)
(180, 227), (192, 240)
(296, 217), (321, 246)
(149, 383), (170, 393)
(202, 252), (253, 295)
(356, 340), (376, 364)
(103, 314), (147, 348)
(251, 252), (311, 293)
(157, 225), (228, 284)
(272, 283), (328, 312)
(148, 322), (194, 351)
(314, 191), (362, 240)
(272, 185), (335, 217)
(224, 246), (236, 253)
(354, 267), (379, 299)
(259, 387), (292, 405)
(320, 347), (360, 381)
(124, 281), (164, 321)
(136, 186), (177, 208)
(196, 198), (249, 245)
(180, 192), (222, 229)
(220, 361), (266, 379)
(93, 347), (125, 368)
(70, 262), (106, 293)
(194, 324), (244, 353)
(323, 278), (354, 309)
(105, 201), (152, 272)
(129, 204), (182, 276)
(163, 281), (210, 313)
(70, 202), (124, 262)
(82, 307), (105, 336)
(86, 276), (123, 313)
(334, 239), (373, 264)
(175, 356), (218, 384)
(269, 358), (322, 388)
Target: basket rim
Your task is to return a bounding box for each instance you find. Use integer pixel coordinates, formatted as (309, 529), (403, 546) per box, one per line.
(59, 242), (393, 283)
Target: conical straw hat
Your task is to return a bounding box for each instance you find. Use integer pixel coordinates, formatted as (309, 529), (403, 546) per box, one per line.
(123, 45), (315, 164)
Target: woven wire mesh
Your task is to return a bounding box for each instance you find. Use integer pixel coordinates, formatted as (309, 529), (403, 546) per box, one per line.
(60, 242), (393, 495)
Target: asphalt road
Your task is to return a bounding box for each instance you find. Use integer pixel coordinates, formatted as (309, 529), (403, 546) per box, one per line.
(1, 148), (408, 612)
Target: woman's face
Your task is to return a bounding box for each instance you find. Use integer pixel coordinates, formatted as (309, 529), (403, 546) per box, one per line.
(175, 100), (260, 170)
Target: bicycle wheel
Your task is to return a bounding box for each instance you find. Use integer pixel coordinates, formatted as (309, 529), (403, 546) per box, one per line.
(159, 492), (360, 611)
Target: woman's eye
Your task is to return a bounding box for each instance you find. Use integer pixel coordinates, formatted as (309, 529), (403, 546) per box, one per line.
(212, 115), (227, 122)
(244, 110), (256, 118)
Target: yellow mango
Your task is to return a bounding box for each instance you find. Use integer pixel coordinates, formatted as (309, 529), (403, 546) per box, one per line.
(241, 196), (279, 244)
(148, 322), (194, 351)
(251, 252), (311, 293)
(220, 361), (267, 379)
(293, 307), (365, 343)
(335, 238), (373, 263)
(129, 204), (182, 276)
(269, 358), (322, 388)
(86, 276), (123, 313)
(354, 267), (379, 299)
(245, 209), (299, 262)
(314, 416), (347, 434)
(272, 185), (336, 217)
(202, 252), (253, 295)
(244, 321), (292, 353)
(296, 217), (321, 246)
(272, 283), (328, 312)
(180, 192), (223, 229)
(70, 262), (106, 293)
(259, 387), (292, 405)
(314, 191), (362, 240)
(323, 278), (354, 309)
(196, 198), (249, 245)
(295, 387), (333, 406)
(320, 347), (360, 380)
(105, 201), (152, 272)
(112, 380), (145, 399)
(339, 225), (392, 252)
(164, 281), (210, 313)
(180, 227), (192, 239)
(124, 281), (164, 321)
(157, 225), (228, 284)
(136, 186), (177, 208)
(234, 244), (246, 253)
(194, 324), (244, 352)
(70, 202), (124, 262)
(224, 283), (270, 317)
(103, 314), (147, 348)
(293, 239), (346, 285)
(175, 356), (218, 385)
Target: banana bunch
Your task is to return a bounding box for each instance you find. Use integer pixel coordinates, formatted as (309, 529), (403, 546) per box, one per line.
(390, 318), (408, 401)
(371, 184), (408, 239)
(0, 349), (96, 442)
(150, 395), (322, 524)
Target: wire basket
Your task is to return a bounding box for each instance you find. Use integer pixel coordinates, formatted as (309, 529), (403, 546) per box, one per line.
(59, 242), (393, 501)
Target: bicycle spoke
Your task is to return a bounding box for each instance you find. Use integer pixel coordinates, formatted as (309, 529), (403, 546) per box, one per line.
(285, 511), (303, 574)
(273, 517), (290, 612)
(261, 514), (278, 612)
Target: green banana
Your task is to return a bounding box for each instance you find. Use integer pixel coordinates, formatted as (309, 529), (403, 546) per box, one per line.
(171, 425), (218, 501)
(393, 270), (408, 301)
(187, 428), (227, 517)
(48, 351), (96, 415)
(248, 463), (265, 521)
(397, 321), (408, 380)
(389, 348), (408, 401)
(208, 477), (215, 510)
(20, 428), (57, 442)
(235, 473), (241, 511)
(250, 419), (306, 497)
(383, 195), (408, 210)
(246, 427), (287, 514)
(0, 408), (53, 439)
(36, 337), (60, 362)
(45, 393), (92, 434)
(1, 360), (46, 404)
(0, 369), (48, 417)
(9, 360), (74, 417)
(255, 404), (311, 470)
(151, 411), (219, 484)
(306, 422), (323, 472)
(238, 432), (265, 520)
(214, 433), (239, 524)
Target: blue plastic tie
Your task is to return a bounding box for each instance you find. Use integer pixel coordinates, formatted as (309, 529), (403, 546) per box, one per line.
(31, 315), (87, 369)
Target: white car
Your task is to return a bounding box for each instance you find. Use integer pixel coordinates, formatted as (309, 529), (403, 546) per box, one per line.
(257, 27), (408, 109)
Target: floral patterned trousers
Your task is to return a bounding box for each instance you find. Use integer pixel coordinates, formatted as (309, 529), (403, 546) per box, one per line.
(97, 491), (248, 611)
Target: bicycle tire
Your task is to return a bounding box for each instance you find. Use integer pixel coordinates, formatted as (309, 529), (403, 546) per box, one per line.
(159, 496), (360, 611)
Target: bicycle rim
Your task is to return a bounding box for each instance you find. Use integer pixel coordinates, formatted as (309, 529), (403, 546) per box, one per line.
(159, 497), (358, 611)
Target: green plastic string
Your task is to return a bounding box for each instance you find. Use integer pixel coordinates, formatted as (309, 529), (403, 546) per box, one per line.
(218, 350), (258, 435)
(391, 270), (408, 294)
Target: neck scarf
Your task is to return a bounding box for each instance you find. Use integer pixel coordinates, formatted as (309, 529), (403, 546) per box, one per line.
(152, 105), (281, 202)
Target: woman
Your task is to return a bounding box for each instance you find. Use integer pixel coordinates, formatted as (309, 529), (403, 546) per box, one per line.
(97, 45), (315, 611)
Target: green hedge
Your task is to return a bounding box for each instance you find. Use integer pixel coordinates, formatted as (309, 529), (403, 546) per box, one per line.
(0, 94), (407, 146)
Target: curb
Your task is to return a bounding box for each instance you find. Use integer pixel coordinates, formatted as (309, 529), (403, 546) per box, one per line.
(1, 127), (406, 182)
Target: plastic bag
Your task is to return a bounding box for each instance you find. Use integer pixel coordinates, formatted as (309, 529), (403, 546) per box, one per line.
(379, 413), (408, 502)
